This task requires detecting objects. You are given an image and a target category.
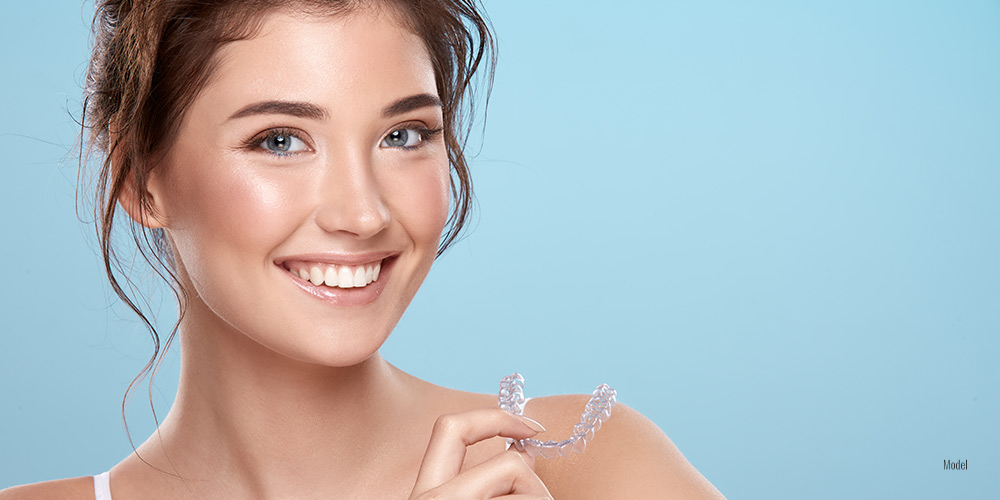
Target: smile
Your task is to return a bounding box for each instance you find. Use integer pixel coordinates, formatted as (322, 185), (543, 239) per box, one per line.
(281, 260), (382, 289)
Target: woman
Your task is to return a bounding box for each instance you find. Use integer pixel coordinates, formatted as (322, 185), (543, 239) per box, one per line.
(2, 0), (723, 498)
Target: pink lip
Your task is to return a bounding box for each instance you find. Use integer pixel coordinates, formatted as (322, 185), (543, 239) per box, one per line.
(274, 251), (397, 267)
(276, 254), (398, 307)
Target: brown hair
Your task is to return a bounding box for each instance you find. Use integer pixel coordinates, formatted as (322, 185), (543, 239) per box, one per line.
(82, 0), (494, 445)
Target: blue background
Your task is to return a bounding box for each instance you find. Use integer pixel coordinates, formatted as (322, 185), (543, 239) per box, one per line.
(1, 0), (997, 498)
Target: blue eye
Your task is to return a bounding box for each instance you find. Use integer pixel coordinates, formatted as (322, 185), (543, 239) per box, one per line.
(258, 130), (308, 155)
(381, 128), (425, 149)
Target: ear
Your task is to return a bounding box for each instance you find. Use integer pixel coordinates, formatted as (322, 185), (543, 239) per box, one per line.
(114, 147), (170, 229)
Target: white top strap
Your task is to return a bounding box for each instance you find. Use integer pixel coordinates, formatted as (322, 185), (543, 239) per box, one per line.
(93, 471), (112, 500)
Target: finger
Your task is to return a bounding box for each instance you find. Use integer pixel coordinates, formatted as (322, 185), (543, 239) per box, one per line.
(510, 442), (537, 471)
(415, 450), (552, 499)
(412, 409), (545, 494)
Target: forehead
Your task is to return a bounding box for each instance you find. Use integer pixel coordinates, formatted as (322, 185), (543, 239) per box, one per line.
(198, 8), (437, 119)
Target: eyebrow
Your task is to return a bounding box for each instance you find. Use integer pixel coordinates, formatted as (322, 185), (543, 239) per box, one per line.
(382, 93), (443, 117)
(228, 101), (328, 121)
(226, 93), (443, 122)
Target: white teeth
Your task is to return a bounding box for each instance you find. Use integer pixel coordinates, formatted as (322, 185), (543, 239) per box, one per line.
(324, 267), (338, 288)
(292, 260), (383, 288)
(309, 267), (324, 286)
(338, 266), (354, 288)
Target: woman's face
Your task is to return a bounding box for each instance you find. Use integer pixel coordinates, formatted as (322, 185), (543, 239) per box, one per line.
(146, 9), (449, 366)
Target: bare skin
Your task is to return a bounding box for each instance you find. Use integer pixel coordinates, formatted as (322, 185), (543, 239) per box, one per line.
(2, 387), (724, 499)
(1, 7), (724, 500)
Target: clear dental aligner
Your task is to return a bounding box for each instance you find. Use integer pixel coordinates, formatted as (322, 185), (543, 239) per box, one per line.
(498, 372), (617, 459)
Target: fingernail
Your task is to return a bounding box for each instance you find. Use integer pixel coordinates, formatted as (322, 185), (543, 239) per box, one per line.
(516, 415), (546, 432)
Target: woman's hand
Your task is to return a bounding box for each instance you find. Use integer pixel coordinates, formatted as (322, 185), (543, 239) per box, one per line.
(408, 408), (554, 499)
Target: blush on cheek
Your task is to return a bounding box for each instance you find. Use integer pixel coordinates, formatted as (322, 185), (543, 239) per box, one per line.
(227, 174), (298, 231)
(164, 147), (297, 274)
(186, 173), (277, 236)
(381, 158), (452, 239)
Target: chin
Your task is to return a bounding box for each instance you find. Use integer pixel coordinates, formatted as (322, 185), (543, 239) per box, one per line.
(261, 319), (398, 369)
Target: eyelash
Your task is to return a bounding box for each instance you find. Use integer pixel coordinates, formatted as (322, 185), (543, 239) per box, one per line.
(242, 124), (445, 157)
(387, 124), (444, 151)
(243, 127), (306, 157)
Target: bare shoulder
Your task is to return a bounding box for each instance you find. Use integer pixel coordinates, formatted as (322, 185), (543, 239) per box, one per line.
(526, 394), (726, 500)
(0, 477), (94, 500)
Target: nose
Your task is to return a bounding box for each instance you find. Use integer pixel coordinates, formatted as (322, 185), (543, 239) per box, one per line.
(312, 148), (390, 239)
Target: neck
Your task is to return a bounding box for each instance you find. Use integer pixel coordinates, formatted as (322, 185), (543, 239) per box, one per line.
(148, 299), (427, 499)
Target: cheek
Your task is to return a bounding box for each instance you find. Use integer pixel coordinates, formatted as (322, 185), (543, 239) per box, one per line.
(384, 158), (452, 242)
(164, 155), (298, 268)
(425, 167), (452, 230)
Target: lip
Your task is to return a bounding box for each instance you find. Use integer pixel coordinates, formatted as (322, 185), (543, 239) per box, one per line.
(274, 251), (397, 267)
(275, 252), (398, 307)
